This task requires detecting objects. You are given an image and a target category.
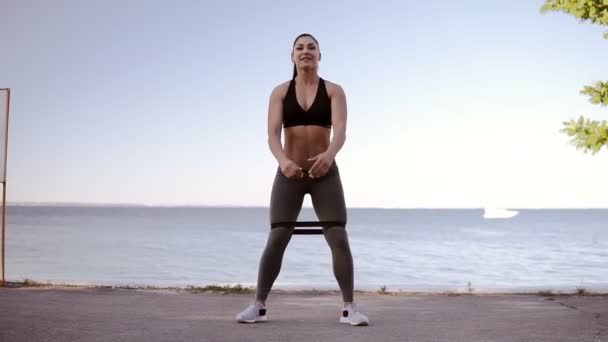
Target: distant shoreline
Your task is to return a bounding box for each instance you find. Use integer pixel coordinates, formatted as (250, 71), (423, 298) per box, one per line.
(3, 280), (608, 296)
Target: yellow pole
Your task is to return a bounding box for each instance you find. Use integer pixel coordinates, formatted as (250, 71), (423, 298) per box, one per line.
(1, 182), (5, 286)
(1, 88), (10, 286)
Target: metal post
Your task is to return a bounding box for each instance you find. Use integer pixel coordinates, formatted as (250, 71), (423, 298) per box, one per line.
(1, 88), (10, 286)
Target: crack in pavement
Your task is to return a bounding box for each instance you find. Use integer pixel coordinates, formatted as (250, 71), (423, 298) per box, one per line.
(554, 300), (603, 342)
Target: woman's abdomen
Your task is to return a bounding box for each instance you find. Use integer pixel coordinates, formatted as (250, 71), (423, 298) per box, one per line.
(284, 126), (330, 170)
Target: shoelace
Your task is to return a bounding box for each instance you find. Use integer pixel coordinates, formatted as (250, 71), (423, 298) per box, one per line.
(346, 303), (361, 314)
(245, 302), (258, 313)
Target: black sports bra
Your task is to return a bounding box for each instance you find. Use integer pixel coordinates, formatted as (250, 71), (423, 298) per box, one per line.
(282, 78), (332, 128)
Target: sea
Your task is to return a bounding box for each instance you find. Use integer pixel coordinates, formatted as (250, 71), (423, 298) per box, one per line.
(4, 205), (608, 293)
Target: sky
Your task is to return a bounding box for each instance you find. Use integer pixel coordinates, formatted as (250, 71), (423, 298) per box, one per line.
(1, 0), (608, 208)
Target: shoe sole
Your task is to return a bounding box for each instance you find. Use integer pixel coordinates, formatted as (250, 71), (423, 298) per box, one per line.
(339, 318), (369, 326)
(237, 316), (268, 323)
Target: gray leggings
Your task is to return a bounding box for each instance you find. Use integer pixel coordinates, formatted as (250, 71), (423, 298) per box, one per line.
(256, 162), (354, 302)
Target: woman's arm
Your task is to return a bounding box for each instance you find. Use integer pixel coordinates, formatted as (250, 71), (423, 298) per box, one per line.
(267, 83), (303, 178)
(267, 84), (289, 164)
(308, 82), (347, 178)
(326, 83), (347, 158)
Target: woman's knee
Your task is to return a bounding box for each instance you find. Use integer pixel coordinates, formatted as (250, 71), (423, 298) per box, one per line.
(266, 227), (294, 248)
(324, 226), (350, 251)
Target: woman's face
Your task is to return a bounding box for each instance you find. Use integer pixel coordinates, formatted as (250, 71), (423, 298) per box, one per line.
(292, 36), (320, 70)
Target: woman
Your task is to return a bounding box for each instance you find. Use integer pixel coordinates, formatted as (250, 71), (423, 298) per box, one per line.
(236, 33), (369, 326)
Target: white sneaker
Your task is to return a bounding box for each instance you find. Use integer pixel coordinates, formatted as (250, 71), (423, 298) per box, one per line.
(339, 303), (369, 326)
(235, 302), (268, 323)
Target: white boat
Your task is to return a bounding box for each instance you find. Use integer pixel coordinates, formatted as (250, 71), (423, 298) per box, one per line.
(483, 207), (519, 219)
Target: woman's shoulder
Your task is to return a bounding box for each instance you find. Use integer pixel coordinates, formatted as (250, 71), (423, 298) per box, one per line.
(321, 79), (345, 97)
(270, 80), (292, 99)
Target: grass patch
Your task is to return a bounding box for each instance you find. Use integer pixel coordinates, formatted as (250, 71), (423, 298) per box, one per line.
(9, 278), (44, 287)
(23, 278), (41, 287)
(97, 284), (180, 291)
(538, 290), (555, 297)
(576, 286), (591, 296)
(189, 284), (253, 294)
(378, 285), (389, 295)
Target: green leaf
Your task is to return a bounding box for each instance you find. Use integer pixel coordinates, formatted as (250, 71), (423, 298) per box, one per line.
(560, 116), (608, 154)
(542, 1), (608, 154)
(579, 81), (608, 106)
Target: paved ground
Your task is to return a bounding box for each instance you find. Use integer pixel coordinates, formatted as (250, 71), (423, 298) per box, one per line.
(1, 286), (607, 341)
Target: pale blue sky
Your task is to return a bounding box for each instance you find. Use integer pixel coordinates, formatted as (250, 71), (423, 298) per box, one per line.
(2, 0), (607, 208)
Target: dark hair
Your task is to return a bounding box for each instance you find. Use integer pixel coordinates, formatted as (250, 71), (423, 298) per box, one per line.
(292, 33), (320, 79)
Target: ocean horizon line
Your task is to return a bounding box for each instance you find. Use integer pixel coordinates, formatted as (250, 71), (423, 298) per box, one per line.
(6, 202), (608, 210)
